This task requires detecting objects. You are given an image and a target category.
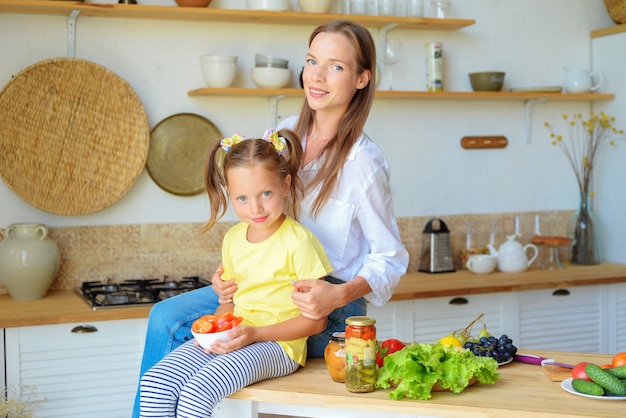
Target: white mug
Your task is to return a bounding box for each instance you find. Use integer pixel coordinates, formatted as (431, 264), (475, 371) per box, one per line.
(467, 254), (497, 275)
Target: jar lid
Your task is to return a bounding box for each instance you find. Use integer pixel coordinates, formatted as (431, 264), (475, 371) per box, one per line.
(345, 316), (376, 326)
(330, 332), (345, 342)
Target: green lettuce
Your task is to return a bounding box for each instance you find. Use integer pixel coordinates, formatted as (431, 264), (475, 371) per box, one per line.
(375, 343), (500, 400)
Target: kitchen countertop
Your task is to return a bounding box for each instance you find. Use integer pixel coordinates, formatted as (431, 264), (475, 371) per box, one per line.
(1, 262), (625, 328)
(227, 350), (621, 417)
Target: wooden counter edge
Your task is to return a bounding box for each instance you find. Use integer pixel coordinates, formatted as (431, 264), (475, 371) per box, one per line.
(390, 262), (626, 301)
(1, 262), (626, 328)
(224, 351), (618, 418)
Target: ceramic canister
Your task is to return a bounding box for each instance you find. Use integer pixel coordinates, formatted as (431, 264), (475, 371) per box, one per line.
(0, 223), (60, 300)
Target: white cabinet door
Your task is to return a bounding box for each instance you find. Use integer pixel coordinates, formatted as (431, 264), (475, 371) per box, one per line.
(367, 300), (413, 342)
(369, 294), (509, 345)
(0, 328), (4, 405)
(5, 318), (147, 418)
(518, 285), (607, 353)
(411, 293), (507, 344)
(608, 282), (626, 352)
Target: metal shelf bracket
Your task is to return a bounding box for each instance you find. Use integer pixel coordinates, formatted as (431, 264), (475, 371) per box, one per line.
(523, 98), (547, 144)
(67, 9), (80, 58)
(269, 94), (286, 127)
(377, 23), (398, 79)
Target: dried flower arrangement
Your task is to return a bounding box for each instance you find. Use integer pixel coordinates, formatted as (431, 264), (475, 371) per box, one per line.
(0, 385), (47, 418)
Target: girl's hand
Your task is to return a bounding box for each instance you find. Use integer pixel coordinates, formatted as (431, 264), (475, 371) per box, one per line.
(202, 325), (257, 354)
(290, 279), (342, 320)
(211, 264), (238, 304)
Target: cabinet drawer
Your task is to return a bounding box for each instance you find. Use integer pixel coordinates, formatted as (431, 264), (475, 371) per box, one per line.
(518, 286), (604, 352)
(411, 294), (505, 344)
(6, 318), (147, 418)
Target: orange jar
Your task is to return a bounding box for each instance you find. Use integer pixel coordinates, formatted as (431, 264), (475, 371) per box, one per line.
(344, 316), (377, 393)
(323, 332), (346, 382)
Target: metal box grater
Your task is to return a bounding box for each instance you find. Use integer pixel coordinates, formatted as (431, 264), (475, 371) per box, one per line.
(418, 218), (456, 273)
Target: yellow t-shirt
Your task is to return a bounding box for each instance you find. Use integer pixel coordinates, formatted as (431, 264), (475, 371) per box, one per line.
(221, 216), (333, 366)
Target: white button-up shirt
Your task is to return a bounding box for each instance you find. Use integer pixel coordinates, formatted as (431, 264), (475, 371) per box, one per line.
(277, 116), (409, 306)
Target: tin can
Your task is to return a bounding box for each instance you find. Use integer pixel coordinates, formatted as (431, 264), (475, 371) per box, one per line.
(426, 42), (443, 91)
(324, 332), (346, 382)
(344, 316), (377, 393)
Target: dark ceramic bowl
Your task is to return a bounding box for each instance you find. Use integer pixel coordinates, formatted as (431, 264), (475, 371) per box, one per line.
(469, 72), (505, 92)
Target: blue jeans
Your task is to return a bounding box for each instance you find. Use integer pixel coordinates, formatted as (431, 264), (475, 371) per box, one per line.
(131, 278), (366, 418)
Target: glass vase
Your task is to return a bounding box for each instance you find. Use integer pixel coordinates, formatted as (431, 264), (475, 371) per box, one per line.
(568, 192), (601, 265)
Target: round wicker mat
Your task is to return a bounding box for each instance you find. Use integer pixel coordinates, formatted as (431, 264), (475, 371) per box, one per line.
(146, 113), (222, 196)
(0, 58), (149, 215)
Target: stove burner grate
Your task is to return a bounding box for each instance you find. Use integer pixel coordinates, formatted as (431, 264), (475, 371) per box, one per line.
(77, 276), (211, 310)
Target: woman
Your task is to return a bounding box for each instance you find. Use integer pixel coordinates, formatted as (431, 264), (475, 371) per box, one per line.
(132, 20), (408, 417)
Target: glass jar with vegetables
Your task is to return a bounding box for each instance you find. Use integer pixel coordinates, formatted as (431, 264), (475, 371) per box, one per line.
(324, 332), (346, 383)
(345, 316), (377, 393)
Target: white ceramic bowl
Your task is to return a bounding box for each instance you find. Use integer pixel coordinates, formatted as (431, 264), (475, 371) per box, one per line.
(246, 0), (288, 11)
(192, 327), (238, 350)
(298, 0), (331, 13)
(255, 53), (289, 68)
(200, 55), (238, 88)
(251, 67), (291, 88)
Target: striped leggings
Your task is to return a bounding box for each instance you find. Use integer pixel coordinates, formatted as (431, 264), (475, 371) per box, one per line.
(139, 340), (299, 418)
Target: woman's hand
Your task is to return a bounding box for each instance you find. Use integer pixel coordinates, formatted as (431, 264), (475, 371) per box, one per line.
(211, 264), (237, 304)
(290, 279), (344, 320)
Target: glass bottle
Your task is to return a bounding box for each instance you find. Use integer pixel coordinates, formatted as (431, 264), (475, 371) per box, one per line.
(324, 332), (346, 383)
(568, 191), (601, 265)
(345, 316), (377, 393)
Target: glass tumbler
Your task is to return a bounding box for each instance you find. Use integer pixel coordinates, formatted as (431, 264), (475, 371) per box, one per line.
(407, 0), (424, 16)
(430, 0), (451, 18)
(378, 0), (396, 16)
(350, 0), (366, 14)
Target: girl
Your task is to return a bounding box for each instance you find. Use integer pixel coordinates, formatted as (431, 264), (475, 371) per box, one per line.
(139, 129), (332, 418)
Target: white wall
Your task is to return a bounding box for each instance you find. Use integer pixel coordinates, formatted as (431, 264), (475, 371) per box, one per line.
(0, 0), (617, 231)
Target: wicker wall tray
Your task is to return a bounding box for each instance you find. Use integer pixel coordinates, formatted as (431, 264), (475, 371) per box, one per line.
(0, 58), (149, 215)
(146, 113), (222, 196)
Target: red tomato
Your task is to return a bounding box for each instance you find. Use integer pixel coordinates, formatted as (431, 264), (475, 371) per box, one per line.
(376, 338), (406, 367)
(571, 362), (591, 381)
(612, 352), (626, 368)
(192, 312), (243, 334)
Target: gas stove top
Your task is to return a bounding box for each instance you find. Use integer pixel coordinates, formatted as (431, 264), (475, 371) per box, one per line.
(76, 276), (211, 310)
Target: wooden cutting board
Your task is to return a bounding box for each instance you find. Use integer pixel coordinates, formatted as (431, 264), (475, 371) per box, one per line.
(542, 364), (573, 381)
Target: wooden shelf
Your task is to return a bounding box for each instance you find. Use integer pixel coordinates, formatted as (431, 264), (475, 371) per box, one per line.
(188, 87), (615, 102)
(592, 23), (626, 38)
(0, 0), (475, 30)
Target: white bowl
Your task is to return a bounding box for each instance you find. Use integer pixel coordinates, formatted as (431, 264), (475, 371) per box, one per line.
(192, 327), (238, 350)
(200, 55), (238, 88)
(246, 0), (288, 11)
(298, 0), (331, 13)
(251, 67), (291, 88)
(255, 53), (289, 66)
(466, 254), (497, 274)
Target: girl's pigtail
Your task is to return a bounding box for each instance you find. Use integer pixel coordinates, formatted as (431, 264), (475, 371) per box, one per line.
(277, 128), (304, 221)
(200, 140), (228, 233)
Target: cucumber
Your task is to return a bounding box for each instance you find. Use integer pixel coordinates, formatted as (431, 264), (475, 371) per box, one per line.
(571, 378), (604, 396)
(585, 363), (626, 396)
(605, 365), (626, 379)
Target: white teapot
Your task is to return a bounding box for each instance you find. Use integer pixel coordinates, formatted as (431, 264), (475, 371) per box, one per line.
(487, 235), (538, 273)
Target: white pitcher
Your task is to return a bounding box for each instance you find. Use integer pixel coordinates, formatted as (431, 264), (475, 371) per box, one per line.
(563, 67), (603, 93)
